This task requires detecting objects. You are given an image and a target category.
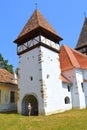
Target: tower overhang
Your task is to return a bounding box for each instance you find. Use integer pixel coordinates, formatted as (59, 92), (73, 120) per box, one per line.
(14, 27), (63, 45)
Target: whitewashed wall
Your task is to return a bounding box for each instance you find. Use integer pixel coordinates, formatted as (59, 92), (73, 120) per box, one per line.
(83, 69), (87, 106)
(0, 104), (17, 112)
(62, 69), (78, 108)
(62, 82), (72, 110)
(17, 40), (87, 115)
(17, 47), (45, 115)
(62, 68), (86, 109)
(40, 46), (65, 115)
(75, 69), (86, 109)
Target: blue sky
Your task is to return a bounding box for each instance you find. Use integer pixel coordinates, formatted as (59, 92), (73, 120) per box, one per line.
(0, 0), (87, 70)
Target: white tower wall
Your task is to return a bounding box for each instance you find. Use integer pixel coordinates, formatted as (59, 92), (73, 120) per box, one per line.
(40, 46), (64, 115)
(17, 47), (45, 115)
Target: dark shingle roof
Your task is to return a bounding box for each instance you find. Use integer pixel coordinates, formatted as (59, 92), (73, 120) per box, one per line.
(75, 18), (87, 49)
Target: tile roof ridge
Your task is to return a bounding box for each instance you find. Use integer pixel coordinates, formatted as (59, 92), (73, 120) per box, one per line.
(62, 44), (74, 66)
(61, 73), (72, 85)
(0, 68), (4, 71)
(70, 48), (81, 68)
(35, 9), (40, 26)
(35, 9), (57, 32)
(0, 68), (10, 72)
(62, 44), (80, 68)
(0, 68), (18, 85)
(14, 9), (63, 44)
(72, 47), (87, 69)
(73, 47), (87, 58)
(0, 68), (13, 77)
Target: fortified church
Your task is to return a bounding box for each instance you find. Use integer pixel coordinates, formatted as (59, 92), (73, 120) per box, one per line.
(14, 9), (87, 116)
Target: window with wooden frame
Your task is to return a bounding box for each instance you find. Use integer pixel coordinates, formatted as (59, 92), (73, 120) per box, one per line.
(10, 91), (15, 103)
(81, 82), (84, 92)
(67, 85), (70, 92)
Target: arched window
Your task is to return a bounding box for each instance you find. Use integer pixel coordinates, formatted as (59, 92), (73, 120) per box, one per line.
(65, 97), (70, 104)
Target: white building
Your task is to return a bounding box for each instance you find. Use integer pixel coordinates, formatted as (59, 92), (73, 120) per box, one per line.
(14, 9), (87, 115)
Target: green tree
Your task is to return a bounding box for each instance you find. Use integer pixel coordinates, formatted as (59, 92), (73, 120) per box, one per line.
(0, 53), (13, 73)
(15, 67), (19, 76)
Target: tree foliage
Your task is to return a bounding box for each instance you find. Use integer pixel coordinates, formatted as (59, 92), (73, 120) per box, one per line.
(0, 53), (13, 73)
(15, 67), (19, 76)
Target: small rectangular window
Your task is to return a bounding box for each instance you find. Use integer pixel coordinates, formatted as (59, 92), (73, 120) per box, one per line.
(10, 91), (15, 103)
(30, 76), (33, 81)
(67, 85), (70, 92)
(81, 82), (84, 92)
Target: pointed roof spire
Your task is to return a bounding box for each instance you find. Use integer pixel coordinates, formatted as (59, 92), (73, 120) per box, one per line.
(75, 17), (87, 49)
(14, 9), (63, 44)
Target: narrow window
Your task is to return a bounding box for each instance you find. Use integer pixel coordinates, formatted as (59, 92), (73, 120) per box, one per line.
(67, 85), (70, 92)
(10, 91), (15, 103)
(30, 76), (33, 81)
(65, 97), (70, 104)
(81, 82), (84, 92)
(47, 74), (50, 79)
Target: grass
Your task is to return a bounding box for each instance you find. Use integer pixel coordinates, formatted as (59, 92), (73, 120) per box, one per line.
(0, 109), (87, 130)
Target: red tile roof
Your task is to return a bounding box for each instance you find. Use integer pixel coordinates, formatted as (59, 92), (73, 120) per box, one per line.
(0, 69), (17, 85)
(61, 74), (72, 84)
(60, 44), (87, 71)
(14, 9), (62, 43)
(84, 79), (87, 82)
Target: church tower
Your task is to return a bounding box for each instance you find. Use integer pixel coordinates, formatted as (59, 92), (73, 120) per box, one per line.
(75, 18), (87, 55)
(14, 9), (63, 115)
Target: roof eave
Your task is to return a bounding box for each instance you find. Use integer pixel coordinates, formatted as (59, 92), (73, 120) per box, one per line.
(14, 26), (63, 44)
(0, 82), (18, 86)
